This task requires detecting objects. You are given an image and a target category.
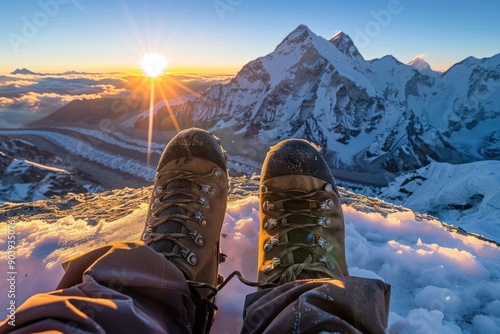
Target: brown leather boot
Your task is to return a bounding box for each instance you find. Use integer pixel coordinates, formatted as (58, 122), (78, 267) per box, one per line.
(258, 139), (349, 285)
(142, 128), (229, 333)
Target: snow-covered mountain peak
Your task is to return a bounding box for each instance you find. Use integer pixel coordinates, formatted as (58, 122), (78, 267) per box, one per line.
(370, 55), (404, 66)
(274, 24), (315, 51)
(406, 55), (438, 76)
(444, 53), (500, 76)
(407, 55), (429, 67)
(329, 31), (364, 61)
(269, 25), (372, 91)
(287, 24), (313, 38)
(443, 56), (480, 75)
(273, 25), (364, 67)
(11, 68), (37, 75)
(133, 25), (499, 185)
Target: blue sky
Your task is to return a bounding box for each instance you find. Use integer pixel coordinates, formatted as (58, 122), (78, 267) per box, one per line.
(1, 0), (500, 73)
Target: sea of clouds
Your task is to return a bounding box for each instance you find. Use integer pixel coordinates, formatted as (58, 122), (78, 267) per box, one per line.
(0, 72), (231, 127)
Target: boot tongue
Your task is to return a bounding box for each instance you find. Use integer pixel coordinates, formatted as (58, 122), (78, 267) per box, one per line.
(150, 179), (192, 253)
(286, 220), (325, 280)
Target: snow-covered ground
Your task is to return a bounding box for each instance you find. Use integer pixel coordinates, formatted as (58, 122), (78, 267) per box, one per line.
(1, 184), (499, 333)
(380, 160), (500, 242)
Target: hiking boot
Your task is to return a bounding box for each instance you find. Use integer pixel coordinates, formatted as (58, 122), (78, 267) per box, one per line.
(258, 139), (349, 285)
(141, 128), (229, 332)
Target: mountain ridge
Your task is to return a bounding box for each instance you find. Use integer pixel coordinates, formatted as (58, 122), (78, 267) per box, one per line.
(28, 24), (500, 187)
(147, 25), (499, 185)
(9, 68), (98, 76)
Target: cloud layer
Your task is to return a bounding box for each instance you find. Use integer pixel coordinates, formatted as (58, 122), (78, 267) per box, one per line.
(0, 73), (129, 127)
(0, 72), (232, 128)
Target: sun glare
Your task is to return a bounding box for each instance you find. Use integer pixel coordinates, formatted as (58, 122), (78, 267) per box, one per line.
(140, 53), (167, 78)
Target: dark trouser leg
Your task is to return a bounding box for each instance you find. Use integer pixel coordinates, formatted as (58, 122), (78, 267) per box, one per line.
(242, 276), (391, 334)
(0, 242), (195, 334)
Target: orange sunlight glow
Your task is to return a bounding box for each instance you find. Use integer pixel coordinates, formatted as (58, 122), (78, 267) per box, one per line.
(123, 6), (228, 165)
(140, 53), (168, 164)
(138, 55), (205, 165)
(140, 53), (167, 78)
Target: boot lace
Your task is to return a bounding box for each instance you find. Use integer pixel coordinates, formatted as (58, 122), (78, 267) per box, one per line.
(261, 184), (342, 284)
(143, 167), (226, 334)
(143, 167), (223, 266)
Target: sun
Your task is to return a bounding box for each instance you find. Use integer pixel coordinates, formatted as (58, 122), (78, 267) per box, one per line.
(140, 53), (167, 78)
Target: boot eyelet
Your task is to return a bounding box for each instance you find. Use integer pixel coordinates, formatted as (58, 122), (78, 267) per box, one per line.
(264, 218), (278, 231)
(199, 197), (211, 211)
(263, 201), (274, 211)
(264, 258), (281, 274)
(324, 183), (333, 192)
(201, 185), (217, 196)
(264, 235), (279, 252)
(261, 185), (268, 193)
(195, 212), (208, 227)
(317, 237), (330, 250)
(154, 186), (163, 196)
(320, 257), (335, 270)
(186, 252), (198, 266)
(319, 199), (334, 210)
(151, 198), (161, 210)
(212, 168), (222, 177)
(147, 213), (158, 223)
(191, 231), (205, 247)
(317, 217), (331, 227)
(326, 260), (335, 270)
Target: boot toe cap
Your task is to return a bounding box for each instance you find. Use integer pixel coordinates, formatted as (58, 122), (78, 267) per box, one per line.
(262, 138), (334, 183)
(158, 128), (227, 172)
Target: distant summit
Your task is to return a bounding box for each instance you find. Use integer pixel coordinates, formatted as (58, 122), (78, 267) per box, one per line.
(10, 68), (94, 76)
(59, 70), (94, 75)
(11, 68), (38, 75)
(406, 56), (439, 76)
